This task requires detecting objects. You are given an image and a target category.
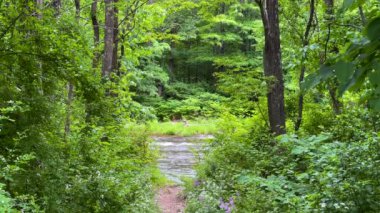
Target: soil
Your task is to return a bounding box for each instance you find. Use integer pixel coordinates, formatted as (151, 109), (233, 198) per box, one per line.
(156, 186), (185, 213)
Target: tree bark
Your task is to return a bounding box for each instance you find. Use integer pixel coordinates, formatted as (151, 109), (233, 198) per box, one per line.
(257, 0), (286, 135)
(295, 0), (315, 131)
(91, 0), (100, 68)
(112, 0), (119, 72)
(51, 0), (61, 15)
(52, 0), (61, 14)
(102, 0), (115, 77)
(64, 83), (74, 141)
(358, 6), (367, 26)
(323, 0), (342, 114)
(36, 0), (43, 18)
(74, 0), (80, 19)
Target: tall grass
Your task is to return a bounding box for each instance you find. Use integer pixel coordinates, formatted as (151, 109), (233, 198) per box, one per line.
(148, 119), (220, 136)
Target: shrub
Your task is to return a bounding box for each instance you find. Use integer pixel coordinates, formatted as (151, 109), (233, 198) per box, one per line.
(186, 114), (380, 212)
(155, 92), (228, 120)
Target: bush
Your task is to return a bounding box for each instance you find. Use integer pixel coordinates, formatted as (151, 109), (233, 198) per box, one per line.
(0, 101), (158, 212)
(155, 92), (228, 120)
(185, 114), (380, 212)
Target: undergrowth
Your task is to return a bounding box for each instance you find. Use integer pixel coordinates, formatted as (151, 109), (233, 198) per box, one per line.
(148, 119), (220, 136)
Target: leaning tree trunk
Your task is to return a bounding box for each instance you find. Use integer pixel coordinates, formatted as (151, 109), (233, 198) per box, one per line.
(257, 0), (286, 135)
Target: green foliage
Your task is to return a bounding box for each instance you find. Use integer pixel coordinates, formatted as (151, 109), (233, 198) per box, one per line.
(160, 0), (262, 86)
(148, 119), (220, 136)
(0, 0), (162, 212)
(186, 114), (380, 212)
(1, 0), (380, 212)
(146, 82), (228, 120)
(0, 184), (14, 212)
(302, 11), (380, 110)
(155, 93), (227, 120)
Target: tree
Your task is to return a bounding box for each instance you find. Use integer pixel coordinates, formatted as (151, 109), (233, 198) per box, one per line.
(103, 0), (115, 77)
(323, 0), (343, 114)
(295, 0), (315, 131)
(91, 0), (100, 68)
(255, 0), (286, 135)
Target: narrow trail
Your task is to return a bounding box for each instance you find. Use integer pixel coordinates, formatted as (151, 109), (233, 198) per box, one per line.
(153, 135), (211, 213)
(157, 186), (185, 213)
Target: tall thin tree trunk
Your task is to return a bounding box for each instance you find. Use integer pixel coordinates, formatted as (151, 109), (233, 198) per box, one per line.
(64, 0), (80, 141)
(119, 31), (125, 76)
(91, 0), (100, 68)
(323, 0), (342, 114)
(64, 83), (74, 141)
(112, 0), (119, 72)
(74, 0), (80, 19)
(52, 0), (61, 14)
(358, 6), (367, 26)
(168, 42), (175, 81)
(257, 0), (286, 135)
(35, 0), (44, 95)
(36, 0), (43, 18)
(102, 0), (115, 77)
(295, 0), (315, 131)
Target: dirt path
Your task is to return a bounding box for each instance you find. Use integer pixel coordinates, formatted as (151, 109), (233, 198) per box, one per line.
(157, 186), (185, 213)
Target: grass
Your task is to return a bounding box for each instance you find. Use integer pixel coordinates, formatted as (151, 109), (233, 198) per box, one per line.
(148, 119), (220, 136)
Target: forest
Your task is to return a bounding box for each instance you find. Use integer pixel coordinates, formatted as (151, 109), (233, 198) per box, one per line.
(0, 0), (379, 212)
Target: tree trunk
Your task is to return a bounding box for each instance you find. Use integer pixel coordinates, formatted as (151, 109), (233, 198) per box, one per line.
(102, 0), (114, 77)
(36, 0), (43, 18)
(168, 42), (175, 81)
(91, 0), (100, 68)
(74, 0), (80, 19)
(295, 0), (315, 131)
(323, 0), (342, 114)
(64, 0), (80, 141)
(257, 0), (286, 135)
(112, 0), (119, 72)
(358, 6), (367, 26)
(52, 0), (61, 14)
(64, 83), (74, 141)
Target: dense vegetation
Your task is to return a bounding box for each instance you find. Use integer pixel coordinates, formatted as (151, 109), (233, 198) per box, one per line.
(0, 0), (379, 212)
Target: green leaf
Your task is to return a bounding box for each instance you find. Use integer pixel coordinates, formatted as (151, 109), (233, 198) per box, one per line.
(334, 62), (354, 84)
(347, 68), (368, 92)
(369, 99), (380, 111)
(307, 134), (331, 144)
(342, 0), (355, 11)
(369, 63), (380, 88)
(333, 61), (355, 95)
(301, 65), (334, 93)
(366, 17), (380, 41)
(291, 146), (309, 155)
(341, 0), (366, 11)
